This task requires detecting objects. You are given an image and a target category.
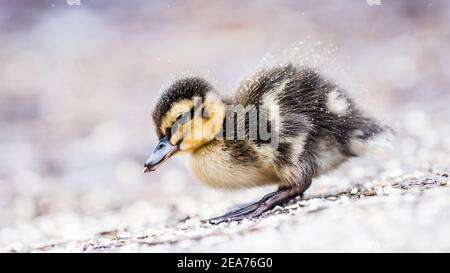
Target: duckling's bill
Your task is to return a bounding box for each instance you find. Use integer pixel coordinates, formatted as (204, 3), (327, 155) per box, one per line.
(143, 136), (180, 173)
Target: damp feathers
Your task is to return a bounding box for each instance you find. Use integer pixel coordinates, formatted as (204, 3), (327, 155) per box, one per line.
(151, 63), (392, 188)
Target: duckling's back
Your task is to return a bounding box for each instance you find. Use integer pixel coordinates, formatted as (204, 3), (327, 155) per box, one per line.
(188, 64), (391, 189)
(230, 64), (392, 186)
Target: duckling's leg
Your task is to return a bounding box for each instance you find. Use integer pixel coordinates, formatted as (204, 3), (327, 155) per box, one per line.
(208, 178), (312, 224)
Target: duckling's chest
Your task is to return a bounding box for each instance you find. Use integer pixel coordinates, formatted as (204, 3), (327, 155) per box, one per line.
(188, 142), (278, 189)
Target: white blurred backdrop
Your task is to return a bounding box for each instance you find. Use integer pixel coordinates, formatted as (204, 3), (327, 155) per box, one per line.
(0, 0), (449, 249)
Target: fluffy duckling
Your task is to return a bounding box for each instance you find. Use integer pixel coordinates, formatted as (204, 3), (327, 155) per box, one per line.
(144, 64), (392, 223)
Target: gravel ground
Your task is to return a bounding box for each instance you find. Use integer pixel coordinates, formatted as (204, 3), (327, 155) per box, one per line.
(1, 1), (449, 252)
(5, 171), (449, 252)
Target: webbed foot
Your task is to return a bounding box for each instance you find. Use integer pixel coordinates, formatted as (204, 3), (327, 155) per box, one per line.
(208, 182), (310, 224)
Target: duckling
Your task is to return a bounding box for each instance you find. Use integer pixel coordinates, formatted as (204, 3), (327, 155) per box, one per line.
(144, 64), (392, 224)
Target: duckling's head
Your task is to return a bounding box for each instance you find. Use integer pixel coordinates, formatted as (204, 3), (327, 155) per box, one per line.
(144, 77), (225, 172)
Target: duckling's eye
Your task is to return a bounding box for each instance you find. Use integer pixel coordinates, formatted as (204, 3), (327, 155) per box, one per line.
(175, 114), (183, 122)
(169, 107), (195, 136)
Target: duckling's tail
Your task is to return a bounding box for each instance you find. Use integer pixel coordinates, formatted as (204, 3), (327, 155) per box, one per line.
(348, 122), (395, 157)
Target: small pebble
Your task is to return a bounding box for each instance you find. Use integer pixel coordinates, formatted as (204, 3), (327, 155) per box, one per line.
(239, 218), (253, 227)
(382, 184), (401, 195)
(116, 231), (132, 239)
(298, 200), (309, 206)
(285, 204), (300, 210)
(136, 232), (148, 239)
(423, 178), (435, 185)
(375, 186), (384, 196)
(272, 205), (285, 213)
(338, 195), (350, 204)
(288, 208), (299, 215)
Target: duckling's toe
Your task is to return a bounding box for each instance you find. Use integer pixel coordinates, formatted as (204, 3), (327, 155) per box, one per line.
(208, 202), (261, 224)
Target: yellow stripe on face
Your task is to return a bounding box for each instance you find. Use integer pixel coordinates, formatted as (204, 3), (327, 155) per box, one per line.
(159, 99), (195, 136)
(159, 92), (226, 151)
(179, 92), (225, 151)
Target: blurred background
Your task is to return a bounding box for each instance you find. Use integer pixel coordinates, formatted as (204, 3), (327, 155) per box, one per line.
(0, 0), (449, 251)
